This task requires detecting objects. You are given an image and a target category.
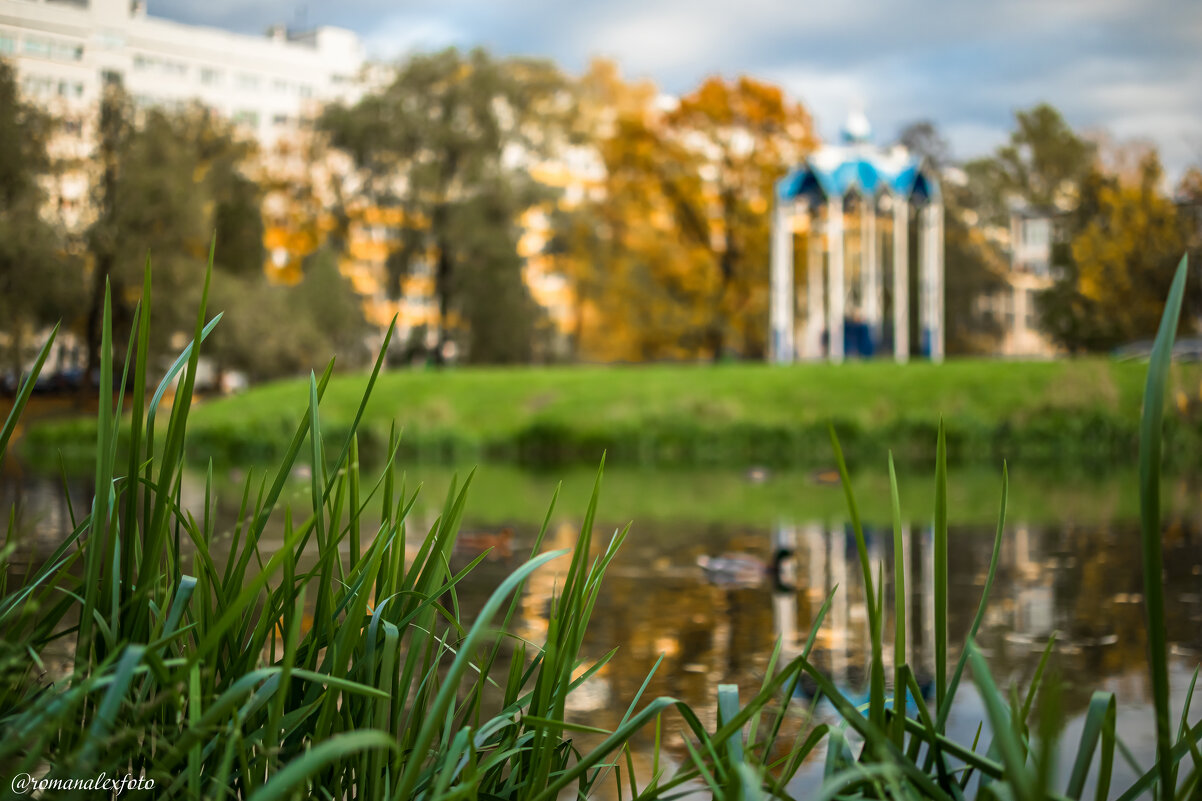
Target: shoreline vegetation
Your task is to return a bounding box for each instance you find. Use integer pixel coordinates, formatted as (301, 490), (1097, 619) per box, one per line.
(0, 256), (1198, 798)
(19, 357), (1202, 471)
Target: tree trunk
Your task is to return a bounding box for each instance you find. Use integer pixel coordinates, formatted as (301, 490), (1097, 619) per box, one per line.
(85, 251), (110, 388)
(86, 84), (122, 392)
(432, 204), (453, 366)
(708, 188), (739, 362)
(10, 323), (24, 382)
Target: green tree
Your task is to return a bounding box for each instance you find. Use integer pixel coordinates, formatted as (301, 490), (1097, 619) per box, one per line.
(208, 248), (367, 383)
(292, 246), (371, 363)
(0, 59), (81, 378)
(86, 97), (264, 368)
(321, 47), (568, 364)
(450, 181), (541, 363)
(964, 104), (1096, 229)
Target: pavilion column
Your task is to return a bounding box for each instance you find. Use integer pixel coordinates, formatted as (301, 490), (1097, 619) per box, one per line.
(861, 196), (880, 350)
(892, 198), (909, 363)
(827, 199), (845, 364)
(806, 210), (825, 359)
(918, 204), (928, 355)
(768, 200), (794, 363)
(933, 200), (945, 363)
(919, 203), (941, 362)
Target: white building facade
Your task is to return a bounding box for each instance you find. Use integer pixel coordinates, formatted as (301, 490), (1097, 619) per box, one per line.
(0, 0), (366, 143)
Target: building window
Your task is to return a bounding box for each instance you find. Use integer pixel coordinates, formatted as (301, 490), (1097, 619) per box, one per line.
(0, 33), (17, 55)
(273, 78), (289, 93)
(1022, 218), (1050, 247)
(233, 110), (260, 128)
(21, 74), (54, 97)
(23, 36), (51, 57)
(237, 73), (261, 91)
(135, 55), (186, 75)
(200, 67), (222, 85)
(52, 40), (83, 60)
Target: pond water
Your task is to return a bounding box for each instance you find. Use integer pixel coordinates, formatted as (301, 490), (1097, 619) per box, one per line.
(4, 462), (1202, 797)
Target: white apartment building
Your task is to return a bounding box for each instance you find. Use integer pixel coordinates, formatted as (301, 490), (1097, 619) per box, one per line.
(0, 0), (366, 142)
(1000, 208), (1060, 357)
(975, 207), (1062, 358)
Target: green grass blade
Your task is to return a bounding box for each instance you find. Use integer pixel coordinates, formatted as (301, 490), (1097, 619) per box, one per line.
(1138, 253), (1189, 797)
(0, 322), (58, 464)
(966, 642), (1033, 799)
(829, 425), (884, 728)
(888, 452), (907, 748)
(1065, 691), (1117, 800)
(248, 731), (399, 801)
(939, 461), (1007, 729)
(717, 684), (744, 766)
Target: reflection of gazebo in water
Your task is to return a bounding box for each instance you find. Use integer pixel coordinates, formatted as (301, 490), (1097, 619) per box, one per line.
(768, 111), (945, 364)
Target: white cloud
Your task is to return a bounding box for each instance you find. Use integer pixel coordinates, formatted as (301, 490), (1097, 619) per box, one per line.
(147, 0), (1202, 177)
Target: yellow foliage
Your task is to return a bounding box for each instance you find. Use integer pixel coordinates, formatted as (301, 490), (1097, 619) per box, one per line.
(562, 64), (816, 362)
(1071, 155), (1187, 340)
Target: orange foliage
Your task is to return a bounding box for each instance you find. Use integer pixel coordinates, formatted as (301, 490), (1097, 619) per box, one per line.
(561, 63), (816, 362)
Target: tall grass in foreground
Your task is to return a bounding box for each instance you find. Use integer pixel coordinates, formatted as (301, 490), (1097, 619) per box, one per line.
(0, 255), (830, 800)
(0, 251), (1198, 800)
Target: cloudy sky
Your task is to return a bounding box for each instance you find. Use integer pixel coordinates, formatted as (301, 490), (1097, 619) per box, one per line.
(148, 0), (1202, 179)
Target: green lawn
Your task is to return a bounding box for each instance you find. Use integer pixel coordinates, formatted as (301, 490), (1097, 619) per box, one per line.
(193, 359), (1156, 433)
(23, 358), (1202, 469)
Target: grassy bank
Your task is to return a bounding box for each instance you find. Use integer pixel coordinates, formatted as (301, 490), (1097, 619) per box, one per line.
(22, 357), (1202, 469)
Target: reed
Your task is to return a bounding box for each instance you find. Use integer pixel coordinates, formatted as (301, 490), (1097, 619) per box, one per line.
(0, 256), (826, 799)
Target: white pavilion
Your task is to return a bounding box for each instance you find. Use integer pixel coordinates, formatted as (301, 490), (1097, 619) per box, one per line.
(769, 112), (945, 364)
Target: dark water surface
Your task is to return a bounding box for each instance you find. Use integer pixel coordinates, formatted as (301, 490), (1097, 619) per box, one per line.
(4, 464), (1202, 797)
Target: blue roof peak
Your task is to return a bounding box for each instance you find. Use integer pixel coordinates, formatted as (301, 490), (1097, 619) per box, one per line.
(840, 109), (872, 144)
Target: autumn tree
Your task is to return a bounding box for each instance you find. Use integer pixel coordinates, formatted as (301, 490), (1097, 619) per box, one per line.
(0, 59), (82, 378)
(320, 48), (568, 363)
(1038, 153), (1192, 350)
(561, 64), (816, 362)
(1178, 166), (1202, 266)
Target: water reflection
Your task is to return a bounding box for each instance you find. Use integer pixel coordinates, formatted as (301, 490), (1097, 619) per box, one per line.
(505, 513), (1202, 791)
(5, 468), (1202, 794)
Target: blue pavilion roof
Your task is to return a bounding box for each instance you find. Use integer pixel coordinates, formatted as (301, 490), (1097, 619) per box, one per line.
(777, 142), (940, 207)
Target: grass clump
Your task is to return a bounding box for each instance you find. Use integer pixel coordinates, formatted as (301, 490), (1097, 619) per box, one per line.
(0, 258), (830, 799)
(0, 251), (1198, 800)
